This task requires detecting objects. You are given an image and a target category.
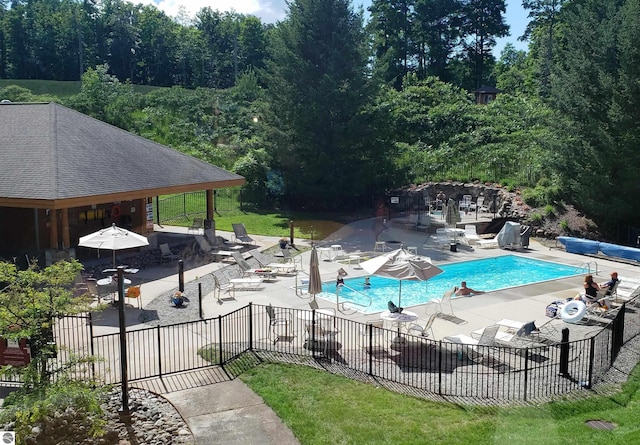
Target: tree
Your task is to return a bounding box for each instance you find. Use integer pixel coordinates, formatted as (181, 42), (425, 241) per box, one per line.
(265, 0), (372, 209)
(522, 0), (567, 95)
(460, 0), (509, 88)
(0, 259), (90, 387)
(368, 0), (415, 89)
(550, 0), (640, 240)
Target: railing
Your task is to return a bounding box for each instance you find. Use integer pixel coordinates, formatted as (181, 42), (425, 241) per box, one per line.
(335, 284), (373, 313)
(576, 261), (599, 275)
(12, 294), (638, 403)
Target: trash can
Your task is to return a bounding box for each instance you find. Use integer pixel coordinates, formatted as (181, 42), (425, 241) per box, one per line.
(450, 243), (457, 252)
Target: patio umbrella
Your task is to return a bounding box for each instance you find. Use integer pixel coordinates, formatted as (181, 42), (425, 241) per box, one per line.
(78, 223), (149, 269)
(445, 198), (461, 227)
(360, 248), (443, 307)
(307, 247), (323, 300)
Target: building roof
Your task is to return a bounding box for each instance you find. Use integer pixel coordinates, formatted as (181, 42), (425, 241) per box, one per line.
(0, 102), (244, 209)
(472, 86), (502, 94)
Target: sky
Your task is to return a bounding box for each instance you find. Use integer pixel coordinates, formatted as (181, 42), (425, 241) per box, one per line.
(141, 0), (529, 55)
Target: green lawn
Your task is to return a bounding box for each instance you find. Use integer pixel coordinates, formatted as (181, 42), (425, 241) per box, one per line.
(0, 79), (159, 98)
(240, 362), (640, 445)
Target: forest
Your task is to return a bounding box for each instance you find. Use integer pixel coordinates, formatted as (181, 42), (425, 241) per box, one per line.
(1, 0), (639, 243)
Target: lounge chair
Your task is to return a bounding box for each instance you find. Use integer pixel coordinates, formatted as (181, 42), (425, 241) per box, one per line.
(194, 235), (234, 261)
(231, 251), (277, 280)
(426, 228), (452, 249)
(444, 324), (501, 362)
(463, 225), (481, 245)
(232, 223), (255, 244)
(471, 321), (544, 348)
(425, 287), (456, 316)
(406, 313), (437, 338)
(476, 237), (499, 249)
(159, 243), (179, 262)
(252, 249), (298, 274)
(188, 217), (204, 234)
(281, 248), (302, 269)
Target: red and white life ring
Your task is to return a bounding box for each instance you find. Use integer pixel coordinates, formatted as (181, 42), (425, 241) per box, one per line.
(111, 205), (121, 219)
(560, 300), (586, 324)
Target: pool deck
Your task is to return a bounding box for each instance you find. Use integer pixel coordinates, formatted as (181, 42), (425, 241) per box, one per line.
(95, 213), (640, 344)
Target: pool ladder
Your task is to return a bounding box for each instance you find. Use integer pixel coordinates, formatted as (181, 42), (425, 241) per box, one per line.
(576, 261), (600, 275)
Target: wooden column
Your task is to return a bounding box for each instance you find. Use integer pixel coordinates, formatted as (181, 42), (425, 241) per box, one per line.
(61, 208), (70, 249)
(49, 209), (59, 249)
(206, 189), (214, 221)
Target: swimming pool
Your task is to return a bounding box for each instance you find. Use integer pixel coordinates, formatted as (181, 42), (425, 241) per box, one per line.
(319, 255), (584, 313)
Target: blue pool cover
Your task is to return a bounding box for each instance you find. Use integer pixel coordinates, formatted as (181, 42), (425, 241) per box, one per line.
(558, 236), (640, 261)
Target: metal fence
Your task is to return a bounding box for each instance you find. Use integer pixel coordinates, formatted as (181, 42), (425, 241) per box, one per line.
(156, 189), (244, 225)
(36, 295), (639, 403)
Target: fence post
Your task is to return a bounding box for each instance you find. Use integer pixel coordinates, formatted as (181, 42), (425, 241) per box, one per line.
(438, 341), (443, 395)
(559, 328), (570, 377)
(218, 315), (223, 365)
(178, 260), (184, 292)
(88, 312), (96, 381)
(156, 325), (162, 378)
(248, 303), (253, 351)
(198, 282), (203, 320)
(367, 323), (373, 376)
(612, 304), (626, 364)
(289, 220), (294, 246)
(523, 348), (529, 402)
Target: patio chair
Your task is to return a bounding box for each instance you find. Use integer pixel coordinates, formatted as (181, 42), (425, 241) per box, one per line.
(425, 287), (456, 316)
(85, 278), (100, 301)
(125, 285), (142, 309)
(281, 248), (302, 269)
(159, 243), (179, 262)
(266, 304), (293, 344)
(211, 274), (235, 303)
(304, 322), (339, 355)
(232, 223), (255, 244)
(188, 217), (204, 234)
(406, 313), (437, 339)
(358, 320), (386, 357)
(309, 298), (336, 316)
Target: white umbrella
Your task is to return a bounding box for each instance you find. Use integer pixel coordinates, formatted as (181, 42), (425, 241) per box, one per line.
(78, 223), (149, 268)
(360, 248), (443, 307)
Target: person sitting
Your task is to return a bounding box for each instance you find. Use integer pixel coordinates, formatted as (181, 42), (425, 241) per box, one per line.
(600, 271), (619, 296)
(454, 281), (484, 297)
(575, 274), (601, 304)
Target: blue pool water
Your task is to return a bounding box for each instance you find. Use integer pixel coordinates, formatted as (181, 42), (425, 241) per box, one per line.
(319, 255), (583, 313)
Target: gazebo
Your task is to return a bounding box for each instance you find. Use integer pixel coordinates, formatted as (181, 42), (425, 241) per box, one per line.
(0, 101), (244, 262)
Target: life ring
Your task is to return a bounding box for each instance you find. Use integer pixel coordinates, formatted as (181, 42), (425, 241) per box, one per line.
(560, 300), (586, 324)
(111, 205), (121, 219)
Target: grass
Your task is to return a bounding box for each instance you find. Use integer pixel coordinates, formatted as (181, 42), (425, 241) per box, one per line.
(171, 209), (347, 241)
(240, 362), (640, 445)
(0, 79), (159, 98)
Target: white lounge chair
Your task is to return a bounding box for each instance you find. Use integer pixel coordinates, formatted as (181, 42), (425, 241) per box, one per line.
(463, 225), (481, 245)
(425, 287), (456, 315)
(231, 252), (277, 280)
(444, 324), (501, 362)
(407, 313), (437, 338)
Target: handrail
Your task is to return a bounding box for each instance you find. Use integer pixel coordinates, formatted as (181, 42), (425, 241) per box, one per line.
(576, 261), (600, 275)
(334, 284), (372, 314)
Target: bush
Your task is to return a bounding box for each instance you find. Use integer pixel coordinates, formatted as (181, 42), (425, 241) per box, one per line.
(529, 212), (544, 225)
(544, 204), (556, 217)
(0, 380), (108, 442)
(559, 219), (570, 233)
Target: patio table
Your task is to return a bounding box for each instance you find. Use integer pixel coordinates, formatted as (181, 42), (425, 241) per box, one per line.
(380, 310), (418, 344)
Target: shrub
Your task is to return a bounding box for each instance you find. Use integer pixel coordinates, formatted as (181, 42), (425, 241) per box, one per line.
(529, 212), (543, 225)
(544, 204), (555, 217)
(0, 380), (108, 442)
(559, 219), (570, 233)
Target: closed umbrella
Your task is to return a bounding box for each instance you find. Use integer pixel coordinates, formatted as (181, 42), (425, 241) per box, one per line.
(78, 223), (149, 269)
(307, 247), (322, 300)
(360, 248), (443, 307)
(445, 198), (461, 227)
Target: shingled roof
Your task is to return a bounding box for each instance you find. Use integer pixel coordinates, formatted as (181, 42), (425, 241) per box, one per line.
(0, 102), (244, 209)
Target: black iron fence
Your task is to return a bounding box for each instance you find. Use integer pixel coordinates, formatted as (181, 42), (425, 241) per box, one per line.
(155, 189), (244, 225)
(34, 295), (640, 403)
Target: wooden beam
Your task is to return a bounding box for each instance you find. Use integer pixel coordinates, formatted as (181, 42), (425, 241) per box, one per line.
(61, 208), (70, 249)
(49, 210), (58, 249)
